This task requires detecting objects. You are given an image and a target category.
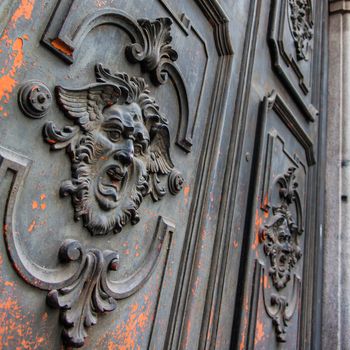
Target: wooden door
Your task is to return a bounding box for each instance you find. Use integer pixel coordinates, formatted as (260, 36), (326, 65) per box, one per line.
(0, 0), (326, 349)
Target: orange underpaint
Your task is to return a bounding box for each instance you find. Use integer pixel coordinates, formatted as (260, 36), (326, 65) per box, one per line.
(40, 203), (46, 210)
(97, 295), (153, 349)
(51, 38), (73, 57)
(263, 275), (270, 289)
(32, 200), (38, 209)
(183, 185), (190, 206)
(252, 209), (263, 250)
(254, 319), (265, 345)
(233, 240), (238, 248)
(46, 139), (57, 144)
(27, 220), (36, 233)
(262, 193), (268, 208)
(40, 194), (46, 200)
(0, 38), (24, 103)
(239, 296), (249, 350)
(0, 0), (36, 112)
(184, 320), (192, 349)
(11, 0), (35, 24)
(0, 252), (50, 349)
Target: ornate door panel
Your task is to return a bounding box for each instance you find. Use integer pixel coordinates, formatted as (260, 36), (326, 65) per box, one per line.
(0, 0), (326, 349)
(220, 0), (325, 349)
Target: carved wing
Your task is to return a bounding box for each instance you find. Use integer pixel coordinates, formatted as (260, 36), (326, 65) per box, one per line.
(148, 124), (174, 175)
(56, 83), (121, 130)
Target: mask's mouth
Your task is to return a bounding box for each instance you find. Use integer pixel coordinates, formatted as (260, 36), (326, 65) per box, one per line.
(95, 164), (128, 210)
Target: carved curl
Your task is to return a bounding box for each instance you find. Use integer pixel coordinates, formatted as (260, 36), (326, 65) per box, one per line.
(126, 18), (178, 85)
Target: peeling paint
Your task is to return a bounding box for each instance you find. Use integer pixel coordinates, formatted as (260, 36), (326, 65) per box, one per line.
(27, 220), (36, 233)
(97, 295), (153, 349)
(11, 0), (35, 24)
(239, 296), (249, 350)
(51, 38), (73, 57)
(0, 252), (50, 349)
(0, 0), (35, 110)
(252, 209), (263, 250)
(254, 319), (265, 345)
(183, 185), (190, 206)
(0, 37), (24, 103)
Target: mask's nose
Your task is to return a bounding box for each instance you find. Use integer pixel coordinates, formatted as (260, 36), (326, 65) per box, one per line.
(113, 141), (134, 166)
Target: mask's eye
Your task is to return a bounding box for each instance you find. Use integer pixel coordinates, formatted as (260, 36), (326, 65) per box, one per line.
(107, 130), (121, 142)
(134, 144), (143, 157)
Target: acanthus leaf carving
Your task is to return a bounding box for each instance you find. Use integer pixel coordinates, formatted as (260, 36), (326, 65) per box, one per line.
(46, 240), (119, 348)
(43, 64), (184, 236)
(262, 274), (301, 343)
(126, 17), (178, 85)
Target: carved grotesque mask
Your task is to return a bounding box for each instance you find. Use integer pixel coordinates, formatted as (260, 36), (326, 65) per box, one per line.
(260, 209), (302, 290)
(44, 65), (183, 235)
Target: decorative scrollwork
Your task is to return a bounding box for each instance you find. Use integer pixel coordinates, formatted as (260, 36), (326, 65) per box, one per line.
(259, 167), (302, 290)
(126, 18), (178, 85)
(288, 0), (313, 61)
(46, 240), (119, 348)
(43, 64), (183, 236)
(259, 167), (303, 341)
(262, 274), (301, 343)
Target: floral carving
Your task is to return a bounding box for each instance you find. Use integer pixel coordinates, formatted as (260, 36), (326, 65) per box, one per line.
(126, 18), (178, 85)
(288, 0), (313, 61)
(43, 64), (183, 236)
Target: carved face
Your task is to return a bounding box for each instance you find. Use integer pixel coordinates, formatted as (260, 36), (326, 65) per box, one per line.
(70, 102), (151, 235)
(44, 67), (183, 235)
(262, 215), (301, 290)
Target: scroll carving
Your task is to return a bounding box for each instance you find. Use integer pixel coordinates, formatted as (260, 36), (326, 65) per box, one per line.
(263, 276), (301, 343)
(288, 0), (313, 61)
(1, 64), (180, 346)
(260, 168), (303, 290)
(42, 4), (193, 152)
(47, 240), (119, 347)
(259, 167), (303, 341)
(0, 150), (175, 347)
(43, 215), (174, 347)
(126, 17), (178, 85)
(43, 64), (183, 236)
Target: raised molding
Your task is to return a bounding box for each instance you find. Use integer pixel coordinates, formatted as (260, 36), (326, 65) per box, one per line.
(268, 0), (318, 121)
(0, 143), (176, 347)
(329, 0), (350, 14)
(264, 91), (315, 166)
(42, 1), (193, 152)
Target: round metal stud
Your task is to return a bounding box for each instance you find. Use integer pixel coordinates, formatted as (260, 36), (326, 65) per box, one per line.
(18, 81), (52, 119)
(168, 170), (184, 195)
